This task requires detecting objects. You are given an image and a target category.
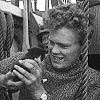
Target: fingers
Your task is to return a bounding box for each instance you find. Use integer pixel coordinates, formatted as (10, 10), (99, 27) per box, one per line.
(15, 60), (41, 78)
(23, 59), (42, 73)
(13, 59), (42, 85)
(4, 72), (23, 89)
(5, 71), (12, 80)
(7, 80), (23, 89)
(13, 70), (36, 85)
(14, 65), (32, 79)
(23, 59), (39, 68)
(19, 60), (39, 71)
(18, 60), (38, 75)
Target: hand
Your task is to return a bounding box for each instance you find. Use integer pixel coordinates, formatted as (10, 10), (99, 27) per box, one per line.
(0, 71), (23, 91)
(12, 58), (43, 94)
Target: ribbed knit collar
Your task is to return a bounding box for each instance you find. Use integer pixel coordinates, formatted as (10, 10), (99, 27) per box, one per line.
(42, 55), (83, 84)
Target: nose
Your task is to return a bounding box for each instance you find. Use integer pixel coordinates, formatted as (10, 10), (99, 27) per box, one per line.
(51, 44), (60, 54)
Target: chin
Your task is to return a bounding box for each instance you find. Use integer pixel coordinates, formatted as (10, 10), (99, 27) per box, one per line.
(52, 62), (64, 69)
(52, 61), (73, 70)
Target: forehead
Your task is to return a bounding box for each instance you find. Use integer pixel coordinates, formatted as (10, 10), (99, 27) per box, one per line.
(49, 27), (77, 44)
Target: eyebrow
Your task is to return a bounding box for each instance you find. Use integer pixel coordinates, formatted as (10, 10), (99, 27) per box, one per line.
(49, 39), (71, 47)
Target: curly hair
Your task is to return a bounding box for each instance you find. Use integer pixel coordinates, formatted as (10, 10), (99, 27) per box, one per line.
(44, 4), (89, 46)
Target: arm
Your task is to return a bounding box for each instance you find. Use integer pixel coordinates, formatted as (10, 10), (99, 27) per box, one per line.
(87, 67), (100, 100)
(0, 71), (23, 90)
(0, 52), (27, 74)
(30, 85), (48, 100)
(12, 59), (51, 100)
(0, 52), (27, 91)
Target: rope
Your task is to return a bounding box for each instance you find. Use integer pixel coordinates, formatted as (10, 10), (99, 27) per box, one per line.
(0, 10), (10, 100)
(0, 10), (6, 61)
(0, 26), (5, 60)
(0, 10), (7, 45)
(80, 34), (89, 100)
(74, 0), (89, 100)
(4, 12), (14, 58)
(4, 12), (14, 100)
(73, 1), (89, 100)
(81, 0), (89, 99)
(0, 10), (14, 100)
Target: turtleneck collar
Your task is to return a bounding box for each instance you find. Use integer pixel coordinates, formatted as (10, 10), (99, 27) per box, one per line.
(41, 55), (83, 84)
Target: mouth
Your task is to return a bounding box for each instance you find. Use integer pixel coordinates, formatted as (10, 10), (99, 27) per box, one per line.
(50, 54), (64, 62)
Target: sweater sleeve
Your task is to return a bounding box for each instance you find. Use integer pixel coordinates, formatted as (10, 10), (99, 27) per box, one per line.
(19, 86), (54, 100)
(87, 67), (100, 100)
(0, 51), (27, 74)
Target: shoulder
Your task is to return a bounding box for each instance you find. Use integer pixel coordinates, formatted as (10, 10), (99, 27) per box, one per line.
(87, 67), (100, 99)
(0, 51), (27, 74)
(87, 66), (100, 84)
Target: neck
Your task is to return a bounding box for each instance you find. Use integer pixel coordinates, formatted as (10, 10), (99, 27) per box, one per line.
(44, 55), (82, 74)
(42, 55), (83, 85)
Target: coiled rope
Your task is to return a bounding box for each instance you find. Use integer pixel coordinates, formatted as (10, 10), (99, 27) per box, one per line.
(74, 0), (89, 100)
(5, 12), (14, 58)
(73, 0), (89, 100)
(0, 10), (7, 60)
(81, 0), (89, 99)
(0, 10), (14, 100)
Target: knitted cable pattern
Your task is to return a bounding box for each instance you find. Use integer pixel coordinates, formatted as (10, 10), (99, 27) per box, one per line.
(19, 55), (83, 100)
(42, 56), (83, 100)
(0, 50), (100, 100)
(18, 54), (100, 100)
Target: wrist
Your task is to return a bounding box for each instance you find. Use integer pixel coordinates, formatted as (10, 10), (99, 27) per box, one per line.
(31, 85), (47, 100)
(34, 92), (48, 100)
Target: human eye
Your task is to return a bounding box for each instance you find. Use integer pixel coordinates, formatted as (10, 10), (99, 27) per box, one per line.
(59, 44), (71, 49)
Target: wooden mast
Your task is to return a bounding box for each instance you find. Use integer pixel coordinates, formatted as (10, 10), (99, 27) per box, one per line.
(45, 0), (49, 10)
(22, 0), (30, 51)
(34, 0), (37, 11)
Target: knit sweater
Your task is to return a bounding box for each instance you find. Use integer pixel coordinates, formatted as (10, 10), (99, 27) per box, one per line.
(0, 52), (100, 100)
(19, 55), (100, 100)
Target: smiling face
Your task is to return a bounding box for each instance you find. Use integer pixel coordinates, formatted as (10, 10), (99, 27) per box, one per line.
(48, 27), (81, 69)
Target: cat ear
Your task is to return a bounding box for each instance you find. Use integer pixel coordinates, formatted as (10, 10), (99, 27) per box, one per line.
(37, 56), (42, 63)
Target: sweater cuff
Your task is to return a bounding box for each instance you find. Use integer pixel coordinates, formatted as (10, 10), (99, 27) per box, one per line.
(35, 93), (48, 100)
